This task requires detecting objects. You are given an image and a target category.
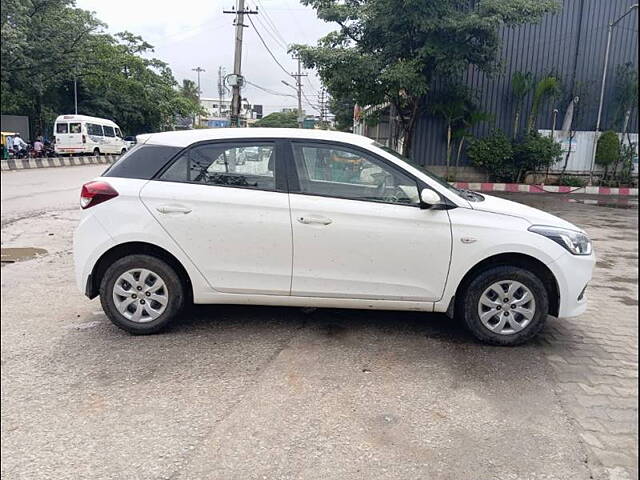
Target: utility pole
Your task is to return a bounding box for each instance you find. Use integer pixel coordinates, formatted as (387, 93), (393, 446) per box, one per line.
(291, 56), (307, 128)
(224, 1), (258, 127)
(192, 66), (205, 127)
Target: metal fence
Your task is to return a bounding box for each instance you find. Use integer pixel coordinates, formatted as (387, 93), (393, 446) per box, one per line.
(411, 0), (639, 167)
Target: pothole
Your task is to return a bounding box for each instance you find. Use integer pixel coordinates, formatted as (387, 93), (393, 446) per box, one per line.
(1, 247), (48, 265)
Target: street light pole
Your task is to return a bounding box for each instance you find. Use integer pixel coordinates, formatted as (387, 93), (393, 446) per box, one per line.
(73, 64), (78, 114)
(192, 66), (205, 127)
(588, 4), (638, 184)
(73, 76), (78, 115)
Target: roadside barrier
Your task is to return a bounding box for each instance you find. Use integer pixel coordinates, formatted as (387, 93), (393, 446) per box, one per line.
(0, 155), (119, 171)
(1, 156), (636, 196)
(452, 182), (638, 197)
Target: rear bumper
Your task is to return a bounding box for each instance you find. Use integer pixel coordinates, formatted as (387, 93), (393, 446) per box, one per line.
(547, 251), (596, 318)
(73, 212), (115, 296)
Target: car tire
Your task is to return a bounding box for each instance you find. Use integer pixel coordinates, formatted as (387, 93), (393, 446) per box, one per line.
(120, 148), (127, 155)
(459, 266), (549, 346)
(100, 254), (185, 335)
(93, 148), (100, 157)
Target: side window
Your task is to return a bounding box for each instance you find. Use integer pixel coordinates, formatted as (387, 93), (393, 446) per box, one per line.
(69, 123), (81, 134)
(291, 143), (420, 205)
(160, 142), (276, 191)
(56, 123), (68, 134)
(87, 123), (103, 136)
(115, 127), (122, 138)
(103, 126), (115, 137)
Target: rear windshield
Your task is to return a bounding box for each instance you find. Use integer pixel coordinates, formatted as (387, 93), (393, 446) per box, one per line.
(103, 144), (182, 179)
(56, 123), (68, 134)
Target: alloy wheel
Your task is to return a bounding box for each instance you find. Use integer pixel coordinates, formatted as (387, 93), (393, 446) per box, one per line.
(112, 268), (168, 323)
(477, 280), (536, 335)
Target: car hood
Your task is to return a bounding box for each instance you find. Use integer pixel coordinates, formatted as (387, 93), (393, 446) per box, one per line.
(470, 193), (582, 231)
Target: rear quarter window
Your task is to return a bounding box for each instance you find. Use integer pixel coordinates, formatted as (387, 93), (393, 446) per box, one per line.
(103, 144), (182, 180)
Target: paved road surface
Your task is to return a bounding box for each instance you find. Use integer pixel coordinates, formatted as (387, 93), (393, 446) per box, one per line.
(1, 164), (106, 226)
(1, 165), (637, 480)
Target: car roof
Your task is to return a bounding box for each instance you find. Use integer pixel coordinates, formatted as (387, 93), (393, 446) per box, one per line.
(54, 114), (119, 126)
(138, 128), (377, 148)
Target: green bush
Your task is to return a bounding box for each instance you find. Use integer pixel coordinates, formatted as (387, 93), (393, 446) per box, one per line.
(595, 131), (620, 181)
(512, 132), (562, 183)
(558, 175), (585, 187)
(466, 129), (514, 181)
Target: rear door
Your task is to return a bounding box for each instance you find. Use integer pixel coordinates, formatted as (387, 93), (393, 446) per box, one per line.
(139, 140), (293, 295)
(55, 122), (82, 154)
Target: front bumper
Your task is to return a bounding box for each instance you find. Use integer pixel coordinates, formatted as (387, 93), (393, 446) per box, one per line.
(547, 251), (596, 318)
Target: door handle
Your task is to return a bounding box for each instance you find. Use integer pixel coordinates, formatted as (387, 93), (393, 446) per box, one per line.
(156, 205), (192, 214)
(297, 215), (332, 226)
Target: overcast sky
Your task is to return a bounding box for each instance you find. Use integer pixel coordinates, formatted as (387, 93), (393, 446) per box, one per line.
(75, 0), (334, 115)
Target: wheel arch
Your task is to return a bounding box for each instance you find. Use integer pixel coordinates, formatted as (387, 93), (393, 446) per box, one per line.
(87, 241), (193, 302)
(451, 252), (560, 318)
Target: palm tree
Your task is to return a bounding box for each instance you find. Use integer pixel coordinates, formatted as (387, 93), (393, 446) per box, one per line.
(526, 75), (561, 134)
(511, 71), (534, 138)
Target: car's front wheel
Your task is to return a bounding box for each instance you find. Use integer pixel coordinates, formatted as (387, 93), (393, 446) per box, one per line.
(100, 255), (185, 334)
(460, 266), (549, 346)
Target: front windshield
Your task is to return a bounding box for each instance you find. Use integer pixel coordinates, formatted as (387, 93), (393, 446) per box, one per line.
(374, 143), (463, 195)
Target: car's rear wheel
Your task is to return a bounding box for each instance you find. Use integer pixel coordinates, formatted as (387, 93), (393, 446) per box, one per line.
(460, 266), (549, 346)
(93, 148), (100, 157)
(100, 254), (185, 334)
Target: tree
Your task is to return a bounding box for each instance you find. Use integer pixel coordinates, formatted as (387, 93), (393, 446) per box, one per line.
(329, 96), (355, 132)
(595, 130), (620, 182)
(611, 63), (638, 134)
(253, 111), (298, 128)
(526, 75), (561, 134)
(1, 0), (201, 136)
(292, 0), (558, 156)
(510, 71), (534, 138)
(428, 83), (477, 179)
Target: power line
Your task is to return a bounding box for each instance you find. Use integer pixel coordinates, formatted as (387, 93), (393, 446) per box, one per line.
(254, 0), (289, 48)
(254, 10), (288, 50)
(247, 14), (293, 78)
(245, 79), (296, 98)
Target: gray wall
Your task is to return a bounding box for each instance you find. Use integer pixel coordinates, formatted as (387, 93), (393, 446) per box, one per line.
(411, 0), (639, 166)
(1, 115), (30, 141)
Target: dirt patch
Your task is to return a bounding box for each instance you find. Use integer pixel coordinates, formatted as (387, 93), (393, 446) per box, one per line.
(1, 247), (48, 265)
(608, 276), (638, 285)
(614, 296), (639, 306)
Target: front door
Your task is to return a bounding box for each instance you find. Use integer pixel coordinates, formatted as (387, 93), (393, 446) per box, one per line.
(287, 141), (452, 302)
(140, 140), (293, 295)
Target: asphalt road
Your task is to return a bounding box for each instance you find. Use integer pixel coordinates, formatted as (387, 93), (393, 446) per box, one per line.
(1, 165), (637, 480)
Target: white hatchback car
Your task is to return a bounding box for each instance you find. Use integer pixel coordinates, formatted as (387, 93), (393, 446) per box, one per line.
(74, 128), (595, 345)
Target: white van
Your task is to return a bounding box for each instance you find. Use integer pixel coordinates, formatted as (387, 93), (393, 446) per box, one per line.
(54, 115), (127, 156)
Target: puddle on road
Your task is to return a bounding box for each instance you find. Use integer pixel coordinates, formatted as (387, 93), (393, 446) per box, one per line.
(0, 247), (48, 265)
(567, 198), (638, 209)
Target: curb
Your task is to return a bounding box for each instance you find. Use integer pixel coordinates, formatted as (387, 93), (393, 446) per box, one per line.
(1, 155), (120, 171)
(452, 182), (638, 197)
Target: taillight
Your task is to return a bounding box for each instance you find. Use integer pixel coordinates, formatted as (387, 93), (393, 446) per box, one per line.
(82, 134), (86, 144)
(80, 181), (118, 209)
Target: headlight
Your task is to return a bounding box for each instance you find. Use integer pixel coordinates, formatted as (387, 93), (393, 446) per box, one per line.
(528, 225), (592, 256)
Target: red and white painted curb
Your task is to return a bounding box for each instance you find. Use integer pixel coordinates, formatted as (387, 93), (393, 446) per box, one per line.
(452, 182), (638, 197)
(1, 155), (119, 171)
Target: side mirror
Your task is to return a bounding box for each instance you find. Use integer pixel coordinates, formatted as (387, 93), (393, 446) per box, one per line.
(420, 188), (442, 208)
